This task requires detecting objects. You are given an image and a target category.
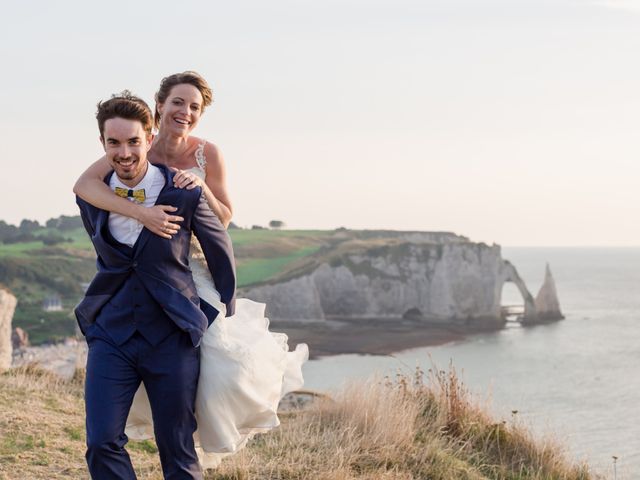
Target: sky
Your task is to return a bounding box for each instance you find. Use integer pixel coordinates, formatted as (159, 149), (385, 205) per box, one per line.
(0, 0), (639, 246)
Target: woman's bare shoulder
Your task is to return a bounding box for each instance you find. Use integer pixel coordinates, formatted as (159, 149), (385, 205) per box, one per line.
(201, 140), (223, 166)
(200, 140), (228, 189)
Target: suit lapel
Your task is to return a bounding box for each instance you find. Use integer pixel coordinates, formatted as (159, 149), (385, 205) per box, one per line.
(133, 164), (175, 256)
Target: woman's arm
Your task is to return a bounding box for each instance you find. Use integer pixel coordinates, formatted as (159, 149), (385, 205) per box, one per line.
(172, 143), (234, 228)
(73, 157), (183, 238)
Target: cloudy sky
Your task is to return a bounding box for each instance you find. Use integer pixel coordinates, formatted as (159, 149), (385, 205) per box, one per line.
(0, 0), (638, 246)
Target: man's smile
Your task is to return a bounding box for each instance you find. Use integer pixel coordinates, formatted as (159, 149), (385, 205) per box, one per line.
(114, 158), (138, 168)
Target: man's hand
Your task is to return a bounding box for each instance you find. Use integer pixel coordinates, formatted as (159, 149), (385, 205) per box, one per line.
(138, 205), (183, 239)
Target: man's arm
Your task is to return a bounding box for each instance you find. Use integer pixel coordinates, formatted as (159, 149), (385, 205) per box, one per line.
(191, 193), (237, 316)
(76, 196), (96, 237)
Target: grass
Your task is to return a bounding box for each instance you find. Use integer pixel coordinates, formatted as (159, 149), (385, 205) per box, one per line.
(0, 241), (48, 258)
(228, 229), (332, 246)
(55, 228), (94, 251)
(0, 365), (162, 479)
(0, 228), (94, 257)
(237, 246), (321, 287)
(0, 227), (331, 255)
(0, 364), (599, 480)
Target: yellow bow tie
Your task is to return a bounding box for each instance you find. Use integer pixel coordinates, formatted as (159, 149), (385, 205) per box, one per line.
(115, 187), (146, 203)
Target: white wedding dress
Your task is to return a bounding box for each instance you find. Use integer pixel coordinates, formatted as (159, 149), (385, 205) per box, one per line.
(125, 141), (309, 469)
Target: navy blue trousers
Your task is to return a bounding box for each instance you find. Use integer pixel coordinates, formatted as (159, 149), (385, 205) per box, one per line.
(84, 325), (202, 480)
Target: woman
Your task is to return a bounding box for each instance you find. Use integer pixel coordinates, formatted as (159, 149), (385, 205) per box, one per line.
(74, 71), (229, 236)
(74, 71), (308, 469)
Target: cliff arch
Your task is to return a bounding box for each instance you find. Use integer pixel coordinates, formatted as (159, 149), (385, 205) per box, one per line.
(500, 261), (536, 322)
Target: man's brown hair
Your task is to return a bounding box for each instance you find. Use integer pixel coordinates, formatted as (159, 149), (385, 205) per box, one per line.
(96, 90), (154, 138)
(154, 71), (213, 128)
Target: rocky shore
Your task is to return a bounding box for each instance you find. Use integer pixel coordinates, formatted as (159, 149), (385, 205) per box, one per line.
(11, 319), (495, 378)
(274, 318), (497, 358)
(12, 338), (87, 379)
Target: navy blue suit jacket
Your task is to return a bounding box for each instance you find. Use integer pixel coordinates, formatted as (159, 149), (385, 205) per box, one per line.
(74, 163), (236, 347)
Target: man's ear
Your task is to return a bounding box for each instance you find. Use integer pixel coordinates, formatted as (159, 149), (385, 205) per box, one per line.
(146, 133), (154, 151)
(99, 136), (106, 152)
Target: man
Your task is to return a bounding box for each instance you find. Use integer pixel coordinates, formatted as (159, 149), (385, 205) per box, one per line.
(75, 91), (236, 479)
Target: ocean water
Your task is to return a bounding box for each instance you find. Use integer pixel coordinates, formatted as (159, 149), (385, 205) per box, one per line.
(301, 247), (640, 478)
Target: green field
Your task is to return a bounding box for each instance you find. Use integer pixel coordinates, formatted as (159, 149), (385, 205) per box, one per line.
(237, 245), (321, 287)
(0, 227), (94, 257)
(228, 228), (331, 246)
(0, 241), (54, 258)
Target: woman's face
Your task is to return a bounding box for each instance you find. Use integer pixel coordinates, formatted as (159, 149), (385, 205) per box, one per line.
(158, 83), (204, 136)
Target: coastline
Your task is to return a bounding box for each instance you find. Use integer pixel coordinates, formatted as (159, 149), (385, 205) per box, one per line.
(272, 318), (503, 359)
(11, 320), (503, 377)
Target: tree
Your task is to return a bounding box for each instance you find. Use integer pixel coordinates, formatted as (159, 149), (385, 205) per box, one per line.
(43, 215), (83, 230)
(57, 215), (83, 231)
(269, 220), (285, 230)
(19, 219), (40, 233)
(41, 231), (67, 246)
(0, 221), (18, 242)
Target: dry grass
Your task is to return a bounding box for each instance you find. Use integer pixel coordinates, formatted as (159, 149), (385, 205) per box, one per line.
(0, 365), (162, 480)
(0, 365), (599, 480)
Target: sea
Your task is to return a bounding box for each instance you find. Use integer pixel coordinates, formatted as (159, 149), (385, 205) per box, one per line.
(301, 247), (640, 478)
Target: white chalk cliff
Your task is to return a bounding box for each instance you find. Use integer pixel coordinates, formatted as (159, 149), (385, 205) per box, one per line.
(242, 236), (559, 326)
(532, 263), (564, 322)
(0, 289), (17, 372)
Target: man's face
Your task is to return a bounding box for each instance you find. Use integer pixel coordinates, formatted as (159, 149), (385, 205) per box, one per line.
(101, 117), (152, 186)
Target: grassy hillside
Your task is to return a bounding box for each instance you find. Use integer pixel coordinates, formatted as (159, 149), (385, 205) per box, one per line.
(0, 365), (597, 479)
(0, 243), (97, 343)
(0, 226), (337, 344)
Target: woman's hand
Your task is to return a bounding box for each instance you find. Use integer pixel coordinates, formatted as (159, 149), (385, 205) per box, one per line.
(138, 205), (184, 239)
(171, 167), (204, 190)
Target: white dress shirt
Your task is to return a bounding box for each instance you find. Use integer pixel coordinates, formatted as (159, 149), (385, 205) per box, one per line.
(108, 163), (165, 247)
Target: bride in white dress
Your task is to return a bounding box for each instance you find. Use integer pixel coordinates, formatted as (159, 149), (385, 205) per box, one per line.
(73, 71), (308, 469)
(125, 149), (308, 468)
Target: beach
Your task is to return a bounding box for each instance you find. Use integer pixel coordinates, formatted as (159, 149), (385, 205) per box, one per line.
(274, 318), (502, 359)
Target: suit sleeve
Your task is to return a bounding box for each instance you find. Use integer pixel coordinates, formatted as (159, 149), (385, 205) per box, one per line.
(76, 196), (96, 237)
(191, 192), (237, 316)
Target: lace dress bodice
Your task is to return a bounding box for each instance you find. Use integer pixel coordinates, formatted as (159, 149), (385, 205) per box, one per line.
(185, 142), (225, 314)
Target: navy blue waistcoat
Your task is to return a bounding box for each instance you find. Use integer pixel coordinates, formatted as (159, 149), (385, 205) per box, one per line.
(97, 271), (177, 346)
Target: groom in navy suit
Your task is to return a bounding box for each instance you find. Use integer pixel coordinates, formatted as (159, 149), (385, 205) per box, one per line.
(75, 92), (236, 479)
